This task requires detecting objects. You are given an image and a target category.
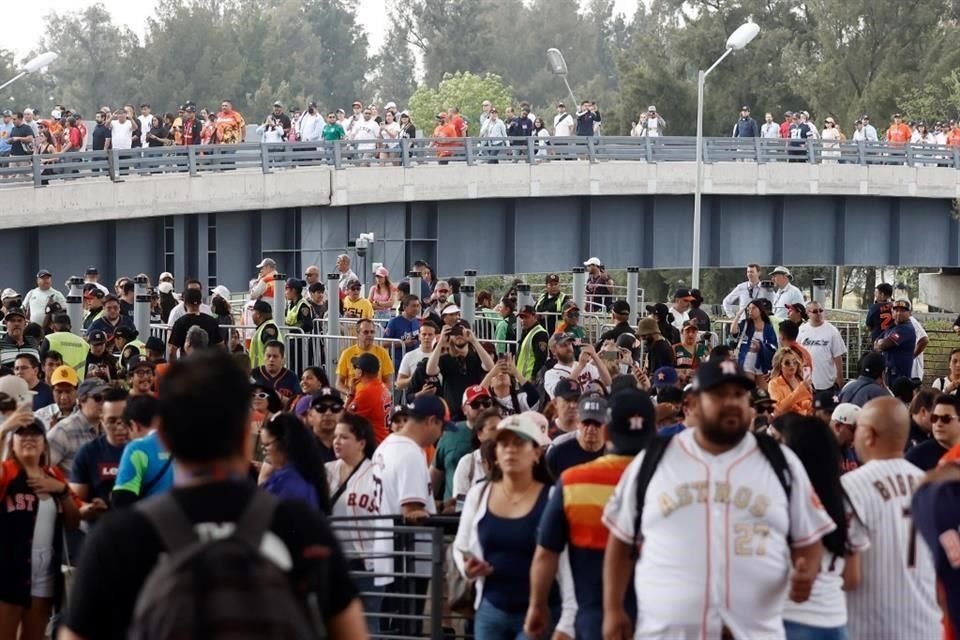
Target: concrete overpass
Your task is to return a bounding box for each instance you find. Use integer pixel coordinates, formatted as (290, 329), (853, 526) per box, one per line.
(0, 137), (958, 296)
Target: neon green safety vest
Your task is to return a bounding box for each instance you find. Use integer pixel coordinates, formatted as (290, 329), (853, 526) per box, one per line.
(285, 298), (308, 327)
(517, 323), (547, 380)
(249, 319), (281, 369)
(120, 339), (146, 368)
(45, 331), (91, 381)
(535, 291), (567, 313)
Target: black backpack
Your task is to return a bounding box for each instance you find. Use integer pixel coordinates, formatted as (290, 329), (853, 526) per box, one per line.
(129, 491), (326, 640)
(632, 431), (792, 551)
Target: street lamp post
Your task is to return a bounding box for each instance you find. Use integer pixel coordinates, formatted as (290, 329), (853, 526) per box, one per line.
(0, 51), (58, 93)
(546, 48), (578, 108)
(691, 23), (759, 289)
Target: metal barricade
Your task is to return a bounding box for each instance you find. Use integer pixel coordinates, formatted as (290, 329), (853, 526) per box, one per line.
(329, 516), (470, 640)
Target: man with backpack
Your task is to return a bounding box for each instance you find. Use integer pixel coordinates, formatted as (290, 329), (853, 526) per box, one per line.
(601, 359), (834, 640)
(60, 349), (366, 640)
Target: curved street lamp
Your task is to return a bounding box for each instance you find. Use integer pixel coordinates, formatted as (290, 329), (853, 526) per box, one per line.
(547, 48), (578, 108)
(0, 51), (59, 92)
(691, 23), (760, 288)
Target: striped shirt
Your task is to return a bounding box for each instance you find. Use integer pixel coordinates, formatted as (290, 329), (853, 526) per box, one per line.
(841, 458), (940, 639)
(0, 335), (40, 368)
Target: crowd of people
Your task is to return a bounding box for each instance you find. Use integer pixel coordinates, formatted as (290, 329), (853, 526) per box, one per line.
(1, 255), (960, 640)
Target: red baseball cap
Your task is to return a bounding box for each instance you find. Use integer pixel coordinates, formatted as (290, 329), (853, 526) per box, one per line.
(462, 385), (491, 407)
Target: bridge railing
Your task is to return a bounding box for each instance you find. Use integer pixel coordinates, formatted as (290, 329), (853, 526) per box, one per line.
(5, 136), (960, 187)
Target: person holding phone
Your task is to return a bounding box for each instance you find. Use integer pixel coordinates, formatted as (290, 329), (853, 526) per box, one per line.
(481, 352), (539, 415)
(767, 348), (814, 417)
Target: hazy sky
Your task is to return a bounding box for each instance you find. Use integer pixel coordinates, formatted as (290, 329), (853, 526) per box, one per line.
(9, 0), (640, 58)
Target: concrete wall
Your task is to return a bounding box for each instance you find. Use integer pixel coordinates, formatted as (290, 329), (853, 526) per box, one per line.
(4, 160), (960, 231)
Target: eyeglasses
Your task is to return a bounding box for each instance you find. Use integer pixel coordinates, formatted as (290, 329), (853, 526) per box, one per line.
(314, 403), (344, 414)
(252, 392), (270, 400)
(931, 414), (957, 424)
(470, 399), (493, 410)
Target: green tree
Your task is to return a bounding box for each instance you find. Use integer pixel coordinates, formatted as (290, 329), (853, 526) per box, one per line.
(408, 72), (514, 134)
(369, 26), (418, 107)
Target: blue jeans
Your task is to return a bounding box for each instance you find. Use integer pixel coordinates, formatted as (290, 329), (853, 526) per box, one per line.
(474, 599), (528, 640)
(784, 620), (848, 640)
(354, 576), (385, 635)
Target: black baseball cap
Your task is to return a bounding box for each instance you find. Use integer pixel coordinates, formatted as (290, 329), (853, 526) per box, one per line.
(673, 288), (695, 301)
(183, 288), (202, 305)
(87, 330), (107, 345)
(252, 299), (272, 314)
(607, 389), (655, 455)
(311, 387), (343, 408)
(114, 325), (139, 341)
(612, 300), (631, 315)
(85, 266), (99, 275)
(750, 387), (775, 408)
(860, 351), (886, 378)
(285, 278), (305, 291)
(518, 305), (538, 318)
(145, 336), (166, 353)
(14, 418), (46, 437)
(352, 352), (381, 375)
(126, 355), (156, 376)
(691, 359), (755, 392)
(408, 395), (456, 431)
(545, 273), (560, 284)
(553, 378), (581, 401)
(3, 307), (25, 320)
(36, 269), (51, 278)
(645, 302), (669, 319)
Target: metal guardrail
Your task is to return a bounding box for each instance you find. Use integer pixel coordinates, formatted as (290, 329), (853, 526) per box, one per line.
(4, 136), (960, 187)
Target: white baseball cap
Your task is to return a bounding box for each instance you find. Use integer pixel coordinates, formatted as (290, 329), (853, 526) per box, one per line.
(210, 285), (231, 300)
(647, 105), (657, 112)
(441, 304), (461, 316)
(583, 257), (602, 267)
(831, 403), (860, 426)
(0, 375), (36, 406)
(158, 271), (174, 282)
(1, 288), (19, 300)
(496, 414), (550, 446)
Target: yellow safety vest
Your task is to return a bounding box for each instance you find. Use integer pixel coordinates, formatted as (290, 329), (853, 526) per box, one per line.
(45, 331), (91, 381)
(120, 339), (146, 369)
(285, 298), (308, 328)
(249, 319), (281, 369)
(517, 324), (547, 380)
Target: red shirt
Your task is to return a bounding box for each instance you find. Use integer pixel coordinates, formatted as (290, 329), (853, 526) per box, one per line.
(451, 115), (466, 137)
(349, 378), (391, 444)
(67, 126), (83, 150)
(779, 121), (791, 138)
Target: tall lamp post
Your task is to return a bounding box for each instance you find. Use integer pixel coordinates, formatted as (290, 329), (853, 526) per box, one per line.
(691, 23), (759, 289)
(546, 48), (578, 108)
(0, 51), (58, 92)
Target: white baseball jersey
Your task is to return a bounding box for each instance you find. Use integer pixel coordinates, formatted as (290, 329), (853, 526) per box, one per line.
(326, 458), (393, 586)
(603, 428), (835, 639)
(841, 458), (940, 639)
(371, 433), (436, 575)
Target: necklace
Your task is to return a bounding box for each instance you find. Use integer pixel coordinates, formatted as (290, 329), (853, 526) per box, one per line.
(501, 483), (535, 505)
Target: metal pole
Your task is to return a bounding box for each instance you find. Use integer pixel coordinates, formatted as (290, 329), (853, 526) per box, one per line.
(66, 277), (84, 337)
(133, 275), (150, 341)
(812, 278), (827, 306)
(460, 285), (476, 327)
(833, 266), (843, 309)
(517, 283), (534, 310)
(572, 267), (586, 310)
(692, 69), (705, 290)
(626, 267), (640, 326)
(408, 271), (422, 303)
(325, 273), (340, 376)
(273, 273), (287, 326)
(0, 71), (26, 92)
(463, 269), (477, 288)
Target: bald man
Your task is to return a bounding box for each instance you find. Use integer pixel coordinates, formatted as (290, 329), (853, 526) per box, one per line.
(841, 397), (940, 640)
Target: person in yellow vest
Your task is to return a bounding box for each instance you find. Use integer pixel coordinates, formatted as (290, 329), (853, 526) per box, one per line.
(39, 314), (90, 381)
(114, 325), (146, 371)
(283, 278), (312, 333)
(82, 285), (105, 331)
(516, 305), (548, 381)
(249, 299), (281, 369)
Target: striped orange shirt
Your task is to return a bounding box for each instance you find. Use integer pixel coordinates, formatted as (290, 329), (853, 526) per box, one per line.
(561, 454), (633, 550)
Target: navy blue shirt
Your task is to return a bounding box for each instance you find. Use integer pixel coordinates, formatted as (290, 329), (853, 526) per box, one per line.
(912, 480), (960, 633)
(881, 321), (916, 385)
(71, 435), (126, 503)
(905, 439), (949, 471)
(31, 382), (53, 411)
(545, 433), (604, 480)
(383, 315), (420, 369)
(477, 485), (556, 613)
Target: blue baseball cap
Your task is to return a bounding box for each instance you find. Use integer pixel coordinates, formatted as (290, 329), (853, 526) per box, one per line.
(653, 366), (679, 389)
(408, 396), (457, 431)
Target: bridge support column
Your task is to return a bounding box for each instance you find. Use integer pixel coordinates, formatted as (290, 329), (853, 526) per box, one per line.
(66, 277), (84, 337)
(273, 273), (287, 325)
(626, 267), (640, 326)
(133, 276), (151, 341)
(325, 272), (341, 376)
(408, 271), (422, 303)
(572, 267), (586, 311)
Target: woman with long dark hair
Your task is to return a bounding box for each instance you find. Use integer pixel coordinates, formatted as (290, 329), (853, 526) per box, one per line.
(732, 299), (778, 379)
(324, 413), (387, 628)
(454, 415), (570, 638)
(259, 413), (331, 513)
(368, 266), (395, 320)
(778, 414), (863, 640)
(0, 418), (80, 640)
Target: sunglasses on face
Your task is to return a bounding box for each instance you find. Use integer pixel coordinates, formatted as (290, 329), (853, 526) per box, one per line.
(932, 414), (957, 424)
(314, 403), (344, 414)
(755, 405), (775, 414)
(470, 399), (493, 410)
(252, 392), (270, 400)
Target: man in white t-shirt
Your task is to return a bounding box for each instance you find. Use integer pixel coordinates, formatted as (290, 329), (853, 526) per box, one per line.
(796, 301), (847, 392)
(372, 395), (443, 632)
(553, 103), (574, 137)
(397, 322), (440, 392)
(670, 288), (694, 332)
(909, 315), (928, 379)
(544, 334), (611, 399)
(108, 111), (134, 151)
(771, 266), (804, 318)
(138, 104), (153, 146)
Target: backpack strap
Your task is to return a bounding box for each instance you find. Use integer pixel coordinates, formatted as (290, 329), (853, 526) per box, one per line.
(632, 433), (676, 554)
(232, 491), (279, 550)
(136, 493), (199, 552)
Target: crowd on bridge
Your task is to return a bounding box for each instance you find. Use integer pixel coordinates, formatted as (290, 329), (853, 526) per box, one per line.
(4, 94), (960, 166)
(3, 256), (960, 639)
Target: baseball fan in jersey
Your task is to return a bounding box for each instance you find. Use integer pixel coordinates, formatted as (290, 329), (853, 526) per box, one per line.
(602, 358), (835, 639)
(347, 353), (392, 444)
